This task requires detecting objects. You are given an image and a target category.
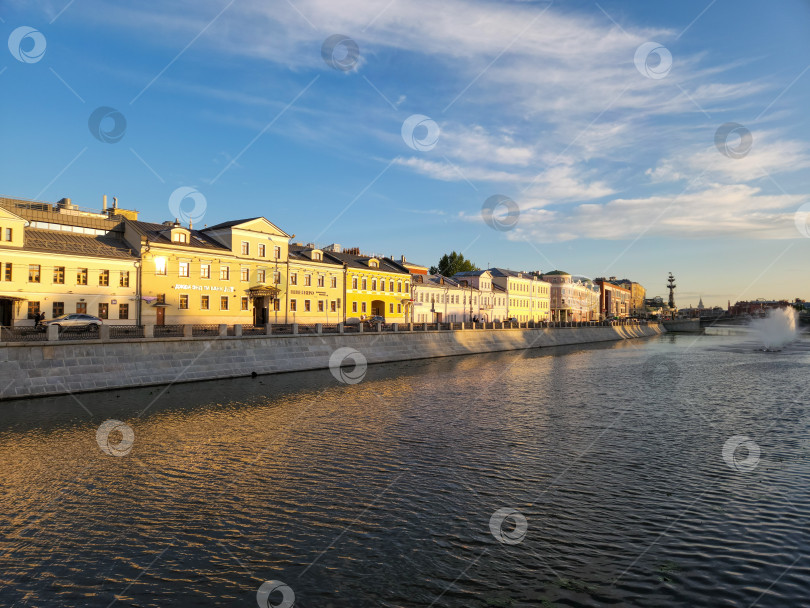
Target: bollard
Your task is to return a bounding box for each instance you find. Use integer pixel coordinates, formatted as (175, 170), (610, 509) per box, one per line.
(143, 324), (154, 338)
(218, 324), (228, 337)
(265, 323), (272, 336)
(392, 323), (398, 332)
(47, 324), (59, 341)
(423, 323), (428, 331)
(183, 324), (193, 338)
(316, 323), (322, 334)
(292, 323), (299, 335)
(234, 324), (243, 337)
(338, 323), (344, 334)
(376, 322), (382, 333)
(99, 325), (110, 341)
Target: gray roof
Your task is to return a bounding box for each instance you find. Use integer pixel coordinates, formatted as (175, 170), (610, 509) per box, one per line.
(203, 217), (263, 231)
(24, 229), (138, 259)
(126, 219), (229, 250)
(323, 251), (410, 275)
(288, 244), (342, 266)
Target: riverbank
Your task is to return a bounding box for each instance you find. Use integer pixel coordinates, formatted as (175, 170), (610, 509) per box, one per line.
(0, 324), (664, 400)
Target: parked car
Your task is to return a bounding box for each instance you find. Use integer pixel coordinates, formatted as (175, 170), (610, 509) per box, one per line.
(363, 315), (385, 328)
(44, 314), (103, 331)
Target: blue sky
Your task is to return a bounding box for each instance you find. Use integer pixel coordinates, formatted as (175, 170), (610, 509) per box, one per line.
(2, 0), (809, 307)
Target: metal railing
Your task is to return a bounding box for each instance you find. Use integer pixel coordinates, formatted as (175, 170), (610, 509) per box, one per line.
(0, 318), (662, 344)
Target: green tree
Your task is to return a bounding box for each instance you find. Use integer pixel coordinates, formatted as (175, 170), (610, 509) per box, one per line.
(430, 251), (480, 276)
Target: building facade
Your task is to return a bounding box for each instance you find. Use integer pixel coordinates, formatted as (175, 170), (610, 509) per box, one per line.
(541, 271), (600, 322)
(616, 279), (646, 317)
(0, 197), (139, 326)
(286, 244), (345, 324)
(595, 278), (631, 319)
(489, 268), (551, 323)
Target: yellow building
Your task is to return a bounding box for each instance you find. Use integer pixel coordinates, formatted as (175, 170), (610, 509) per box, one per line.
(490, 268), (551, 323)
(286, 244), (345, 324)
(323, 247), (410, 322)
(0, 197), (139, 326)
(123, 217), (291, 325)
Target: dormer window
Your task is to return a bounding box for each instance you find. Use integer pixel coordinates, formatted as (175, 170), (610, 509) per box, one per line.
(368, 258), (379, 268)
(173, 232), (188, 243)
(314, 252), (321, 261)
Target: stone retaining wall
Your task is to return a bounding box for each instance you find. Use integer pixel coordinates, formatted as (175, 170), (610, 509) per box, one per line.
(0, 324), (664, 400)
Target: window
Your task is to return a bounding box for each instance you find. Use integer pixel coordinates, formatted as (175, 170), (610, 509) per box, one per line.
(201, 295), (209, 310)
(52, 302), (64, 317)
(258, 244), (266, 258)
(98, 303), (109, 319)
(120, 271), (130, 287)
(220, 296), (229, 310)
(361, 302), (367, 313)
(241, 297), (249, 311)
(119, 303), (129, 319)
(155, 258), (167, 275)
(390, 303), (394, 313)
(179, 262), (189, 278)
(257, 269), (266, 283)
(331, 276), (337, 288)
(369, 260), (378, 268)
(290, 274), (298, 286)
(304, 275), (311, 286)
(317, 276), (324, 287)
(405, 284), (409, 293)
(241, 241), (250, 255)
(99, 270), (109, 286)
(220, 266), (229, 280)
(28, 264), (41, 283)
(5, 228), (12, 241)
(352, 302), (358, 312)
(397, 281), (402, 292)
(390, 280), (395, 291)
(274, 246), (281, 259)
(173, 232), (188, 243)
(290, 299), (297, 311)
(397, 304), (402, 313)
(76, 302), (87, 314)
(241, 267), (249, 282)
(361, 278), (367, 290)
(314, 252), (322, 261)
(53, 266), (65, 284)
(304, 300), (311, 312)
(179, 294), (189, 309)
(273, 300), (280, 311)
(3, 263), (11, 281)
(318, 301), (324, 312)
(352, 278), (358, 289)
(372, 279), (377, 290)
(27, 301), (40, 319)
(201, 264), (211, 279)
(330, 301), (337, 312)
(273, 271), (281, 284)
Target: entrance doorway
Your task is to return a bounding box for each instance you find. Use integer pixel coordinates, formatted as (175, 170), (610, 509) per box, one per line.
(371, 299), (385, 317)
(253, 297), (268, 325)
(156, 307), (165, 326)
(0, 299), (13, 326)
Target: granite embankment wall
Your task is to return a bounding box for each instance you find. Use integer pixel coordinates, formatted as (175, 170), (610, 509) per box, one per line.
(0, 324), (664, 399)
(662, 319), (701, 332)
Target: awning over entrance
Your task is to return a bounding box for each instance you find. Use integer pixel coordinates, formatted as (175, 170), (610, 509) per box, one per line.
(0, 295), (27, 302)
(247, 285), (280, 298)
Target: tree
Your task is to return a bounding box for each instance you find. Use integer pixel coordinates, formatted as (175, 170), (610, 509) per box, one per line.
(430, 251), (480, 276)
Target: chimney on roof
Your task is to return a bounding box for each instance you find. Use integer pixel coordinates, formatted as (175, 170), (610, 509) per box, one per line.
(112, 197), (118, 210)
(102, 195), (107, 211)
(400, 255), (406, 263)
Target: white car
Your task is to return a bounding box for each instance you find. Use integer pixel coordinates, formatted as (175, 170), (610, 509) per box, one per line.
(44, 313), (103, 331)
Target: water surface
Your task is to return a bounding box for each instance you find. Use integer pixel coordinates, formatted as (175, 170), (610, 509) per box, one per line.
(1, 333), (809, 607)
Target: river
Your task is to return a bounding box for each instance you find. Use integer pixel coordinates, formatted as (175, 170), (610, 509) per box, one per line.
(1, 333), (809, 607)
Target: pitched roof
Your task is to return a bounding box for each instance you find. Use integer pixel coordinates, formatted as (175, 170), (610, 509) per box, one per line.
(24, 229), (138, 259)
(322, 251), (410, 274)
(203, 218), (263, 230)
(288, 244), (343, 266)
(126, 219), (229, 250)
(454, 270), (488, 277)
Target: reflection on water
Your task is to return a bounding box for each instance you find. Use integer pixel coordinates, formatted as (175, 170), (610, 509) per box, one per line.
(1, 335), (809, 607)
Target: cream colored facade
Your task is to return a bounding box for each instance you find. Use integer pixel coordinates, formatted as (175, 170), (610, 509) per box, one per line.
(0, 204), (138, 326)
(490, 269), (551, 323)
(286, 247), (345, 324)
